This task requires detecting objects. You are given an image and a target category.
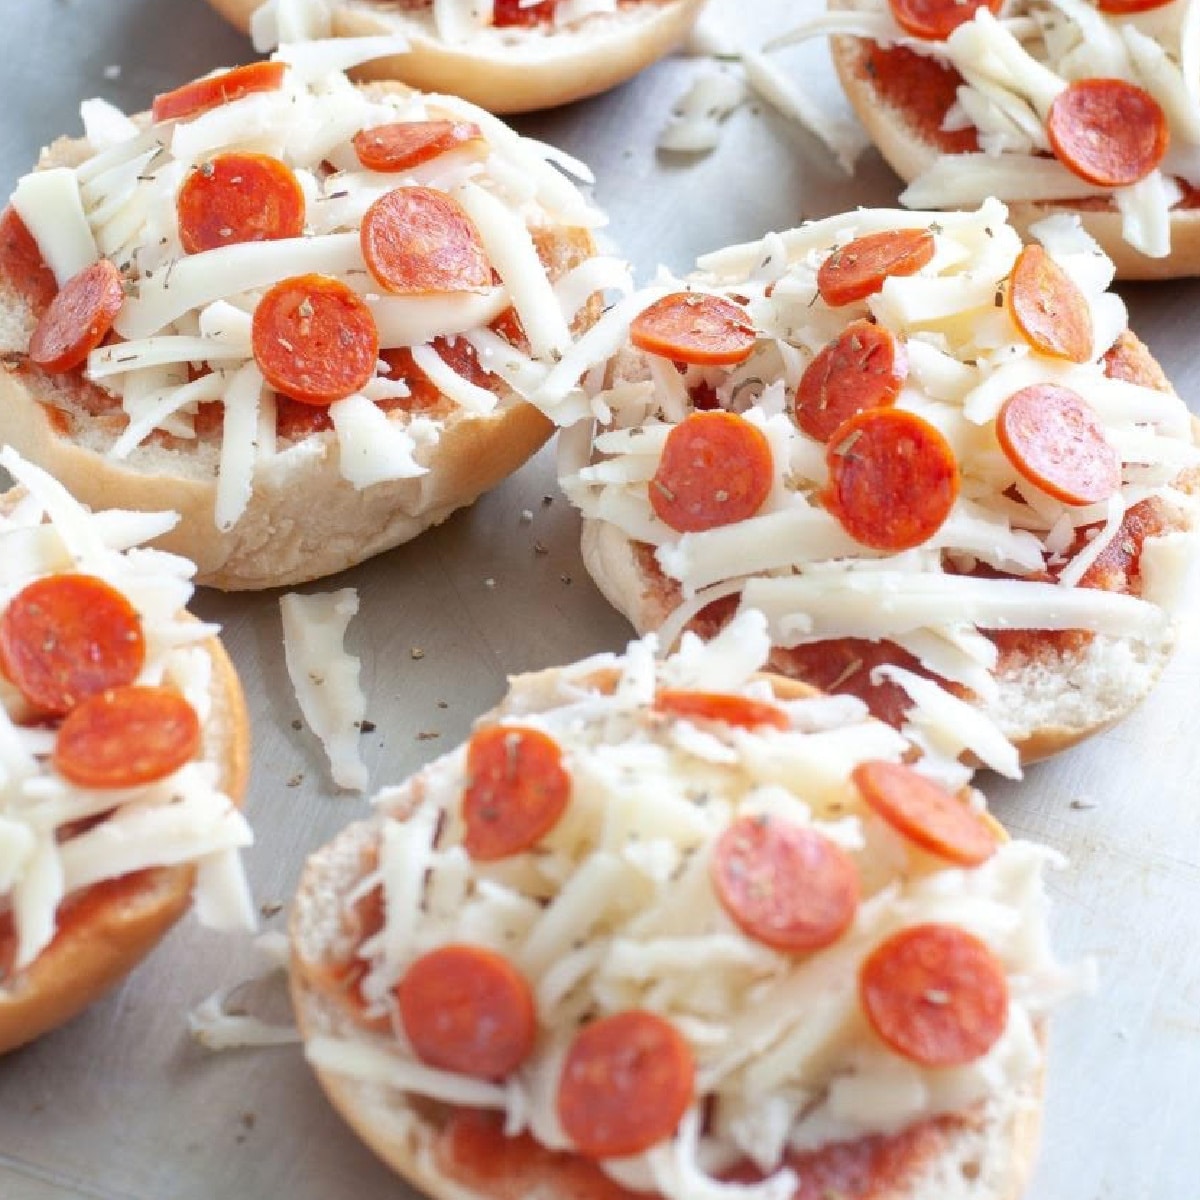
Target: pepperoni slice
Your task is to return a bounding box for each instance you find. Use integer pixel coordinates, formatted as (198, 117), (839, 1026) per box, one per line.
(176, 153), (305, 255)
(852, 761), (998, 867)
(655, 690), (789, 731)
(825, 409), (958, 551)
(794, 321), (907, 443)
(557, 1011), (694, 1158)
(252, 274), (378, 405)
(817, 229), (935, 308)
(462, 725), (571, 861)
(859, 923), (1009, 1067)
(398, 945), (536, 1080)
(1046, 79), (1168, 188)
(711, 815), (859, 952)
(493, 0), (557, 25)
(360, 186), (491, 295)
(629, 293), (757, 367)
(353, 121), (486, 173)
(650, 410), (773, 534)
(151, 61), (288, 124)
(0, 575), (144, 716)
(0, 207), (58, 315)
(28, 259), (124, 374)
(1097, 0), (1171, 11)
(887, 0), (1002, 40)
(52, 685), (201, 789)
(1007, 244), (1092, 364)
(996, 384), (1119, 506)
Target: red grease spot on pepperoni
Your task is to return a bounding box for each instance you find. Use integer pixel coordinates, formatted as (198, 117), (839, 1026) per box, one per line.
(1047, 78), (1168, 188)
(176, 152), (305, 254)
(29, 259), (124, 374)
(650, 410), (773, 533)
(398, 944), (537, 1079)
(462, 725), (571, 861)
(630, 293), (757, 366)
(1008, 244), (1093, 364)
(252, 274), (378, 405)
(360, 186), (491, 294)
(0, 574), (144, 716)
(151, 61), (288, 124)
(825, 408), (958, 551)
(794, 320), (907, 443)
(53, 685), (201, 789)
(817, 228), (935, 308)
(996, 384), (1119, 506)
(860, 923), (1009, 1067)
(852, 760), (998, 866)
(557, 1011), (694, 1158)
(352, 121), (485, 172)
(712, 815), (860, 952)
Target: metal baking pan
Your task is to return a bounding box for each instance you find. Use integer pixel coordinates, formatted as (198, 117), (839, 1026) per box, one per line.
(1, 2), (1197, 1197)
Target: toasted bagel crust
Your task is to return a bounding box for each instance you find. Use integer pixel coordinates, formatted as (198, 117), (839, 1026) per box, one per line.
(0, 628), (249, 1054)
(290, 667), (1043, 1200)
(0, 84), (597, 590)
(205, 0), (708, 114)
(829, 30), (1200, 280)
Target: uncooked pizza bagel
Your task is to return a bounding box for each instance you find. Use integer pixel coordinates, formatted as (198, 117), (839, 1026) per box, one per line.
(207, 0), (710, 114)
(290, 612), (1084, 1200)
(0, 450), (252, 1054)
(770, 0), (1200, 277)
(0, 44), (613, 589)
(559, 200), (1200, 768)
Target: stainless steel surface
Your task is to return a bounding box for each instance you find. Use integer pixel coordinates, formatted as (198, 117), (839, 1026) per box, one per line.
(1, 2), (1198, 1196)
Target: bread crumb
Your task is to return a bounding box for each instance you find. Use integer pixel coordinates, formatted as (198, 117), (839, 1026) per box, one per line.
(417, 730), (440, 741)
(410, 647), (425, 660)
(520, 509), (534, 524)
(259, 901), (284, 918)
(484, 577), (496, 589)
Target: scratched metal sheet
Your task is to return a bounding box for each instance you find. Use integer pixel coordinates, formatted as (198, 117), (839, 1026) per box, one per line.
(0, 1), (1198, 1197)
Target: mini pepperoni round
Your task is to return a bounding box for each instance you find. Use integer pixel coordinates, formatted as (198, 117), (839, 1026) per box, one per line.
(493, 0), (557, 25)
(1098, 0), (1171, 11)
(0, 574), (144, 716)
(655, 690), (789, 731)
(557, 1011), (694, 1158)
(1047, 79), (1168, 188)
(462, 725), (571, 861)
(649, 411), (773, 534)
(398, 945), (536, 1079)
(176, 153), (305, 255)
(629, 293), (757, 367)
(817, 229), (935, 308)
(28, 259), (124, 374)
(852, 761), (998, 867)
(997, 384), (1119, 506)
(353, 120), (486, 173)
(53, 685), (201, 789)
(151, 61), (288, 124)
(1007, 244), (1092, 364)
(360, 186), (491, 295)
(794, 320), (907, 443)
(711, 815), (859, 952)
(859, 923), (1009, 1067)
(252, 274), (378, 406)
(888, 0), (1002, 40)
(825, 409), (958, 551)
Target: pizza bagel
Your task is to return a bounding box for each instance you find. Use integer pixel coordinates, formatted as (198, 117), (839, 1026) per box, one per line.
(208, 0), (710, 115)
(0, 451), (252, 1054)
(561, 200), (1200, 768)
(289, 611), (1083, 1200)
(801, 0), (1200, 277)
(0, 49), (611, 590)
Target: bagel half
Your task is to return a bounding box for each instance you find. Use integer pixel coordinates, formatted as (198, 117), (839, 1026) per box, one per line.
(289, 620), (1072, 1200)
(0, 71), (605, 590)
(0, 466), (252, 1053)
(564, 204), (1200, 766)
(826, 1), (1200, 280)
(208, 0), (709, 114)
